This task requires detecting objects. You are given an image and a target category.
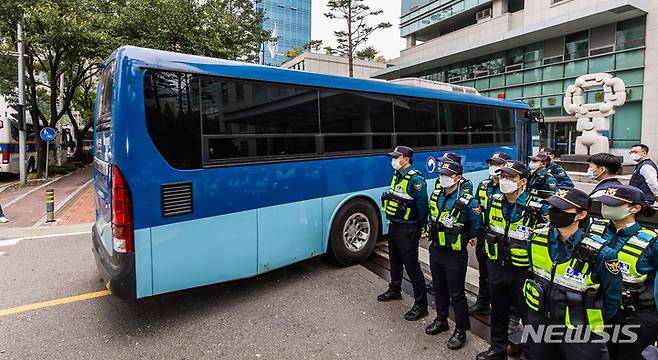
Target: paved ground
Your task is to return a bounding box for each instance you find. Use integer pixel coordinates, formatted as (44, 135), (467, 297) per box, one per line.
(50, 183), (95, 225)
(0, 167), (91, 227)
(0, 231), (488, 359)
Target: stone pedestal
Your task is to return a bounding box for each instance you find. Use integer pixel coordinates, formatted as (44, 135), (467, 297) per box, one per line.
(556, 154), (633, 175)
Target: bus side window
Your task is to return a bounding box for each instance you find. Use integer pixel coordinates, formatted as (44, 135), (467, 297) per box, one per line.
(10, 120), (19, 141)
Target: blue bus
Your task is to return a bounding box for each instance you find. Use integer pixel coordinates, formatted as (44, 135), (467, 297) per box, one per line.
(92, 46), (532, 299)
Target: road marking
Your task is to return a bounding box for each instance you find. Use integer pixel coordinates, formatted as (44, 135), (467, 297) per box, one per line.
(4, 172), (75, 208)
(0, 230), (91, 247)
(0, 290), (111, 317)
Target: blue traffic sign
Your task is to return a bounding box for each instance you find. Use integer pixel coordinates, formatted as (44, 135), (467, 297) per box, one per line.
(40, 127), (56, 141)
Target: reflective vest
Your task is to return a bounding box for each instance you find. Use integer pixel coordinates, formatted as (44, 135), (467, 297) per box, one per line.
(529, 171), (556, 199)
(524, 228), (605, 332)
(428, 188), (472, 251)
(477, 179), (495, 223)
(381, 170), (421, 221)
(485, 193), (544, 267)
(589, 220), (657, 310)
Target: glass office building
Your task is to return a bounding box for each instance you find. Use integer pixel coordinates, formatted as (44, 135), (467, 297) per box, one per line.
(257, 0), (311, 66)
(374, 0), (656, 159)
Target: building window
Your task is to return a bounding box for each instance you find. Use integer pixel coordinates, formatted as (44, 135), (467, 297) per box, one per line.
(565, 31), (589, 61)
(508, 0), (524, 13)
(616, 16), (646, 51)
(523, 42), (543, 69)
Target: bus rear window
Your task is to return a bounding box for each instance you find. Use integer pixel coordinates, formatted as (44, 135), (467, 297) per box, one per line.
(97, 61), (115, 123)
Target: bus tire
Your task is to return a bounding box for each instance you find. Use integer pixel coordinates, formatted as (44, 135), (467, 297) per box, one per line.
(328, 198), (379, 266)
(27, 157), (35, 173)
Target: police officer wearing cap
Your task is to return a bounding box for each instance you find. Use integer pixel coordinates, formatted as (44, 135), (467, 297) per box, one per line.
(439, 152), (474, 194)
(588, 185), (658, 360)
(528, 152), (559, 199)
(470, 152), (512, 316)
(425, 160), (482, 350)
(379, 146), (430, 321)
(524, 187), (622, 360)
(477, 160), (549, 360)
(540, 147), (575, 188)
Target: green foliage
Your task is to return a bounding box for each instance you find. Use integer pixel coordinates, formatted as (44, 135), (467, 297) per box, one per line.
(285, 47), (303, 59)
(355, 46), (378, 61)
(304, 39), (323, 52)
(323, 0), (391, 76)
(112, 0), (269, 61)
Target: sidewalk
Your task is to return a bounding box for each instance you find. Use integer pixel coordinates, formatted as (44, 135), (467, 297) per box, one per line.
(0, 167), (92, 228)
(51, 182), (95, 225)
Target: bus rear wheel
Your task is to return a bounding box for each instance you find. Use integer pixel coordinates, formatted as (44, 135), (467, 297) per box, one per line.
(328, 199), (379, 266)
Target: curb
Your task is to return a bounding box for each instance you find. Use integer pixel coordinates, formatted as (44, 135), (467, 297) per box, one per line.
(32, 178), (94, 228)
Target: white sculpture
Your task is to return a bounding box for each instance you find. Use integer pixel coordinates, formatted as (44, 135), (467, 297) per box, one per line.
(563, 73), (626, 154)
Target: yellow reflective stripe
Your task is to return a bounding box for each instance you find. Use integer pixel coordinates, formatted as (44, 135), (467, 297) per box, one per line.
(404, 207), (411, 220)
(587, 309), (604, 333)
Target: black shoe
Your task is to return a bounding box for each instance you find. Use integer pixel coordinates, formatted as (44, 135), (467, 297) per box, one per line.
(425, 318), (449, 335)
(469, 302), (491, 315)
(476, 348), (507, 360)
(377, 289), (402, 302)
(404, 304), (428, 321)
(447, 329), (466, 350)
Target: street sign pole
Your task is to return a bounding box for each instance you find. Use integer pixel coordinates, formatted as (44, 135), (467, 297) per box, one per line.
(17, 13), (26, 185)
(40, 127), (56, 180)
(45, 140), (49, 180)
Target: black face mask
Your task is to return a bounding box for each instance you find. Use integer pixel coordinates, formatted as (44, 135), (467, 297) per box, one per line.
(549, 207), (578, 228)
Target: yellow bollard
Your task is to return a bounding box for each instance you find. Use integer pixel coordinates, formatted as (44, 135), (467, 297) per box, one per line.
(46, 189), (55, 222)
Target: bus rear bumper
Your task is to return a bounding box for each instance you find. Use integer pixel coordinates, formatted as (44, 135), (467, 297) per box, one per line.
(92, 224), (136, 300)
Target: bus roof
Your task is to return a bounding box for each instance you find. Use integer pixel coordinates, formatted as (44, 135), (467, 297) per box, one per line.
(109, 46), (530, 110)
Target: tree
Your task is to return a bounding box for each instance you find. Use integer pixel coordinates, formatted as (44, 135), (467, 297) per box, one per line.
(0, 0), (269, 177)
(324, 0), (391, 77)
(285, 47), (302, 59)
(355, 45), (378, 61)
(67, 77), (95, 161)
(112, 0), (269, 62)
(374, 55), (386, 63)
(304, 39), (323, 53)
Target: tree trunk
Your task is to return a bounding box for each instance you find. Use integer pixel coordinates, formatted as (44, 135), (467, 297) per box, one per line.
(73, 124), (91, 162)
(347, 3), (353, 77)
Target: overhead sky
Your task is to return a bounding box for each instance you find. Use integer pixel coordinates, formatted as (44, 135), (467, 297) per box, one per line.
(311, 0), (405, 61)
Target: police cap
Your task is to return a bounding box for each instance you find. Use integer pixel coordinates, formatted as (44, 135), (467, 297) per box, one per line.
(598, 185), (646, 207)
(388, 146), (414, 158)
(497, 160), (529, 178)
(546, 187), (591, 211)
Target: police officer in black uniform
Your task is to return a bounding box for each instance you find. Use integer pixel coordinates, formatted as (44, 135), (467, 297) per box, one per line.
(476, 160), (549, 360)
(470, 151), (511, 315)
(378, 146), (429, 321)
(425, 161), (482, 350)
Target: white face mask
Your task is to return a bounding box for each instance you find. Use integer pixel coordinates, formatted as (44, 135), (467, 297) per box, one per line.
(631, 153), (642, 162)
(587, 167), (601, 180)
(391, 158), (402, 171)
(488, 165), (500, 177)
(529, 161), (540, 172)
(499, 178), (519, 194)
(601, 204), (633, 221)
(439, 175), (455, 188)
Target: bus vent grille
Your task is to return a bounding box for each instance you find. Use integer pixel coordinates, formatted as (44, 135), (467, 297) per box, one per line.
(161, 182), (193, 217)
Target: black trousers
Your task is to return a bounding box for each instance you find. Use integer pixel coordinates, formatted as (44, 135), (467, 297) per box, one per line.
(430, 245), (470, 331)
(475, 235), (490, 305)
(526, 310), (609, 360)
(608, 309), (658, 360)
(487, 259), (528, 354)
(388, 222), (428, 308)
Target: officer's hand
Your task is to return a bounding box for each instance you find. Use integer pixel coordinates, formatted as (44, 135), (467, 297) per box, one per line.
(468, 238), (476, 247)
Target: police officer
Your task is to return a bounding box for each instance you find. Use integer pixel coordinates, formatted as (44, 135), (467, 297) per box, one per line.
(528, 152), (559, 199)
(378, 146), (429, 321)
(524, 187), (622, 360)
(439, 152), (474, 194)
(540, 147), (575, 188)
(470, 152), (511, 315)
(476, 160), (549, 360)
(425, 161), (482, 350)
(588, 185), (658, 360)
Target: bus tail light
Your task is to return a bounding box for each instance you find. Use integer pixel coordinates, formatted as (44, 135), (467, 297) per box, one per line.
(2, 148), (8, 164)
(111, 165), (134, 254)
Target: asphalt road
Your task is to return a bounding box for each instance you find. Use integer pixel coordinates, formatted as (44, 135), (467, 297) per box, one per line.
(0, 231), (488, 359)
